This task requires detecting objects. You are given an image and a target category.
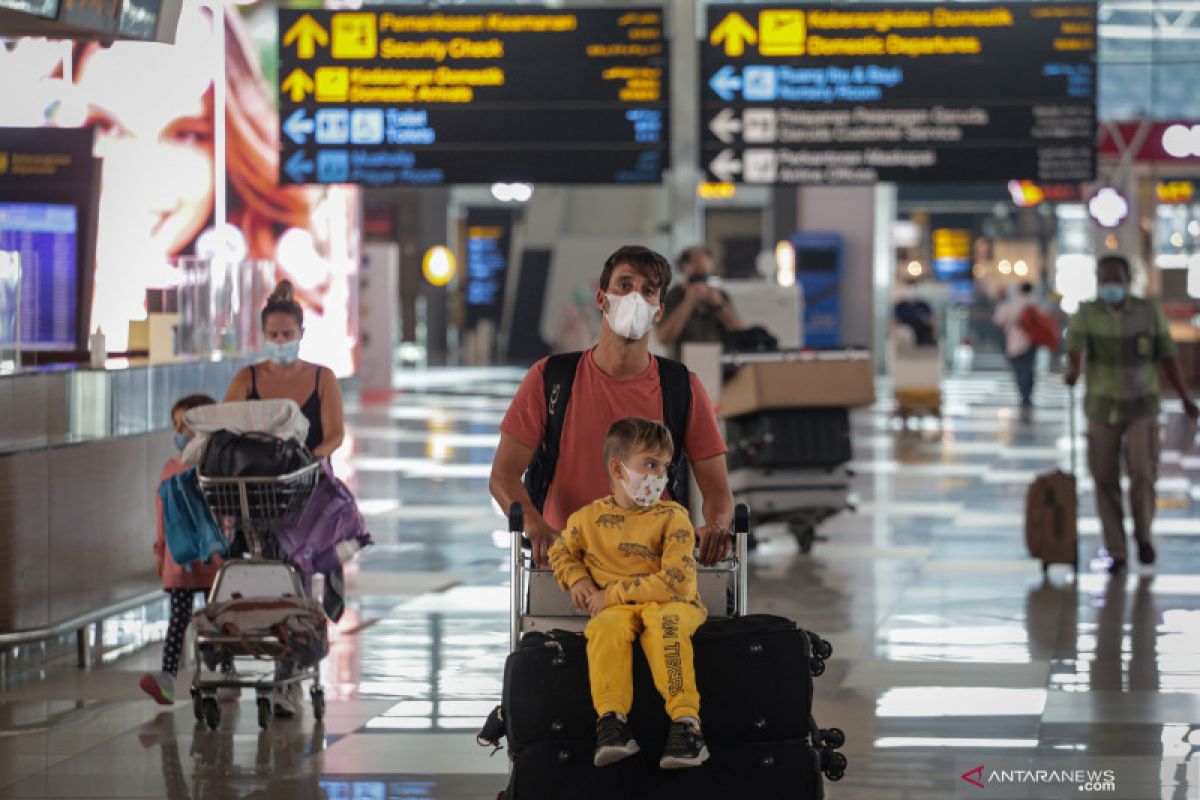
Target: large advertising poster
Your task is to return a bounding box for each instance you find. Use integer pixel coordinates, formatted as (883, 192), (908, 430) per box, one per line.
(0, 0), (360, 374)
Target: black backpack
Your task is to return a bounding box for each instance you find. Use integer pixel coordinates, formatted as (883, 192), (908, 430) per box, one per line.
(522, 352), (693, 514)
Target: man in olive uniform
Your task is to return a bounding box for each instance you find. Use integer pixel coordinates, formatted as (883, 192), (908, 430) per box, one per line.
(1065, 254), (1198, 574)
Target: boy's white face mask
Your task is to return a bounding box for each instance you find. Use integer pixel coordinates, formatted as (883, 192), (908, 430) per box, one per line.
(620, 463), (668, 507)
(605, 292), (657, 340)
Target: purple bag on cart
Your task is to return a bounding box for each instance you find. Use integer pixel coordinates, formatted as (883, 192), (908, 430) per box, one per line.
(274, 460), (371, 576)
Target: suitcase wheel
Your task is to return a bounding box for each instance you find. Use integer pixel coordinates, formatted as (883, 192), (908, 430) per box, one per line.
(820, 748), (848, 781)
(819, 727), (846, 749)
(811, 659), (826, 678)
(809, 634), (834, 661)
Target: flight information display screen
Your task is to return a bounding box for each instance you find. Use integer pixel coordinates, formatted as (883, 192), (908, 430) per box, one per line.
(701, 2), (1097, 184)
(0, 203), (79, 351)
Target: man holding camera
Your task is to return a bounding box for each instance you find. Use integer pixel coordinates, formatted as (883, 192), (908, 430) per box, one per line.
(657, 245), (745, 357)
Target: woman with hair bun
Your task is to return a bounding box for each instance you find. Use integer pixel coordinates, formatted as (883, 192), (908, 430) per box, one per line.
(224, 280), (345, 459)
(222, 279), (345, 718)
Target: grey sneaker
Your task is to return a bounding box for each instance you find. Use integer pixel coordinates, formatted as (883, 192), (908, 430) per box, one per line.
(273, 683), (304, 718)
(594, 713), (639, 767)
(659, 720), (710, 769)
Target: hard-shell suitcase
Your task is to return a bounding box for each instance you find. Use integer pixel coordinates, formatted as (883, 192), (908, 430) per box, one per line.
(500, 615), (832, 757)
(504, 738), (825, 800)
(1025, 387), (1079, 573)
(726, 408), (851, 470)
(728, 466), (852, 516)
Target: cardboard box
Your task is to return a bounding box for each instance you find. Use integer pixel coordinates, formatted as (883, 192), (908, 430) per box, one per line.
(719, 355), (875, 418)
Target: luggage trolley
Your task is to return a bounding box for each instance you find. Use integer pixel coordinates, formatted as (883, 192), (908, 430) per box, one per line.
(728, 467), (854, 555)
(509, 503), (752, 652)
(191, 462), (325, 730)
(890, 338), (943, 421)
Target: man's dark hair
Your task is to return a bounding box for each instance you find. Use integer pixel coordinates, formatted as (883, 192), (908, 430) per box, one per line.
(171, 393), (216, 418)
(676, 244), (714, 273)
(1098, 253), (1131, 279)
(599, 245), (672, 304)
(604, 417), (674, 466)
(1019, 282), (1034, 295)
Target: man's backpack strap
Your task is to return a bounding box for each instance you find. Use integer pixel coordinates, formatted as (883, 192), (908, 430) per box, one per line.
(655, 357), (693, 502)
(522, 351), (584, 513)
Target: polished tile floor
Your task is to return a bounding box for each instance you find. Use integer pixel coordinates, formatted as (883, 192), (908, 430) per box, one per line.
(2, 368), (1199, 799)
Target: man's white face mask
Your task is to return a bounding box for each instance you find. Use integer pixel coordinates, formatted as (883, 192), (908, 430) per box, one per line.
(605, 291), (657, 340)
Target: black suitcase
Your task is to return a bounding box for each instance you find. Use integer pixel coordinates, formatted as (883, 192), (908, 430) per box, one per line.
(501, 615), (832, 757)
(504, 738), (824, 800)
(725, 408), (852, 470)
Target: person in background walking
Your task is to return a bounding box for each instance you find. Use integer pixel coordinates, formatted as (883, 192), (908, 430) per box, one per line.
(657, 245), (745, 358)
(892, 279), (936, 347)
(994, 282), (1038, 412)
(1065, 254), (1199, 575)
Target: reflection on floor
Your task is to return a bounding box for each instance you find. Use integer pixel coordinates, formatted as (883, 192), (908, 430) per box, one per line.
(1, 370), (1199, 798)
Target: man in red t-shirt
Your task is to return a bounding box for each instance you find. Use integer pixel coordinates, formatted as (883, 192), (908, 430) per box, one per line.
(491, 245), (733, 567)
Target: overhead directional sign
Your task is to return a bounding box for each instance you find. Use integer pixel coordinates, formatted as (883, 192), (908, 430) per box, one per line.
(701, 3), (1097, 185)
(278, 7), (669, 186)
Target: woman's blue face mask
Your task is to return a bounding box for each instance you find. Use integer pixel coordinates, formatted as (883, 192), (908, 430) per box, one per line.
(265, 339), (301, 365)
(173, 432), (190, 452)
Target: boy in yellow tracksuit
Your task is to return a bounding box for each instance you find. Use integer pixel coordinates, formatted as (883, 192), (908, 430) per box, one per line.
(549, 417), (709, 769)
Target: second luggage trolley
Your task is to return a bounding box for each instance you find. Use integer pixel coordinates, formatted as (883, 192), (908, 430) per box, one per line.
(509, 504), (751, 651)
(719, 350), (866, 555)
(191, 462), (326, 730)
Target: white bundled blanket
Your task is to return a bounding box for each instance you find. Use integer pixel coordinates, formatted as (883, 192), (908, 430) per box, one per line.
(181, 399), (310, 466)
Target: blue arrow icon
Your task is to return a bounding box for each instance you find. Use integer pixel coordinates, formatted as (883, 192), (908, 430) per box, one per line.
(709, 65), (742, 102)
(284, 109), (316, 145)
(284, 150), (315, 183)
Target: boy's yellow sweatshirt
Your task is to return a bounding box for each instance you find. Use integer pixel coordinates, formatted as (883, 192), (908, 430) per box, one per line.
(549, 496), (704, 610)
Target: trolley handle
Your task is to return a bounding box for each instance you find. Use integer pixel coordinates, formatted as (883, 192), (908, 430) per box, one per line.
(734, 503), (750, 536)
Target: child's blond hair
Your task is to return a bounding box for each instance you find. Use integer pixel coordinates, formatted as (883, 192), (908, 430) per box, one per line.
(603, 417), (674, 466)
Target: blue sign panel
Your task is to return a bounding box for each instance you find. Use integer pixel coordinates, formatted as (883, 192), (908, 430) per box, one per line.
(789, 231), (843, 347)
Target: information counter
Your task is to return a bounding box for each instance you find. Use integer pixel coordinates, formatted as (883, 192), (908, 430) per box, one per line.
(0, 358), (251, 634)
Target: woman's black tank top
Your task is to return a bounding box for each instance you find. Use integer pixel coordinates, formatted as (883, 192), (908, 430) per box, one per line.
(247, 364), (324, 452)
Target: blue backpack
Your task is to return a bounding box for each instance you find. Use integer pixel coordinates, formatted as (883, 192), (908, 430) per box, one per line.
(158, 468), (227, 568)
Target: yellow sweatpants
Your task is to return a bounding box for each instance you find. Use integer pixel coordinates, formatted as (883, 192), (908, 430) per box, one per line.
(584, 601), (707, 723)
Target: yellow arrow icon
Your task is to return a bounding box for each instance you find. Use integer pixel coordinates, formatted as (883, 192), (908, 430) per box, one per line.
(283, 14), (329, 59)
(281, 68), (315, 102)
(710, 11), (758, 57)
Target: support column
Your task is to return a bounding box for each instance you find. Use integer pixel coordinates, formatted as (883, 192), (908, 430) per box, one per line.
(667, 0), (702, 254)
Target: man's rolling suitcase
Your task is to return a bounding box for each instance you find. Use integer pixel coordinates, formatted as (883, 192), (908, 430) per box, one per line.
(725, 408), (851, 470)
(499, 616), (832, 757)
(1025, 386), (1079, 572)
(504, 738), (825, 800)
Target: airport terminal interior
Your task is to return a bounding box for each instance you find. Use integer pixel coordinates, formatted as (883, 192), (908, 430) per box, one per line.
(2, 0), (1200, 798)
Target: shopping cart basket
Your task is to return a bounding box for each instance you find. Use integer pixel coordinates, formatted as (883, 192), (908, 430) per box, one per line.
(190, 461), (325, 730)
